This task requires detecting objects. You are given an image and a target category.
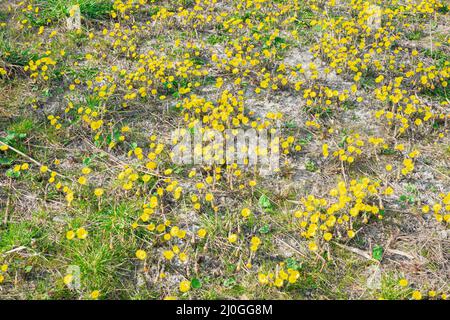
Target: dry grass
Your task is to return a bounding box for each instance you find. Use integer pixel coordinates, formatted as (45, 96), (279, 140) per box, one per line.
(0, 0), (449, 300)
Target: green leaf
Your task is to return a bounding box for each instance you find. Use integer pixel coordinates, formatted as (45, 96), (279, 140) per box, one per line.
(114, 129), (121, 141)
(299, 133), (313, 146)
(286, 258), (300, 270)
(372, 245), (383, 261)
(6, 169), (20, 178)
(284, 121), (297, 129)
(0, 157), (13, 165)
(174, 166), (184, 174)
(83, 157), (92, 165)
(259, 195), (272, 209)
(223, 277), (236, 287)
(191, 278), (202, 289)
(338, 135), (348, 148)
(259, 225), (270, 234)
(1, 133), (16, 144)
(381, 148), (395, 155)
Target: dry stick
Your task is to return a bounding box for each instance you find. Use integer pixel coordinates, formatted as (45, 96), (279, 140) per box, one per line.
(1, 246), (27, 257)
(82, 138), (167, 179)
(0, 141), (70, 180)
(341, 160), (348, 184)
(3, 177), (12, 225)
(417, 159), (450, 181)
(385, 248), (414, 260)
(333, 241), (379, 263)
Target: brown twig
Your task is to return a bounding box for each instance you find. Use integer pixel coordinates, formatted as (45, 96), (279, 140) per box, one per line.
(0, 141), (70, 180)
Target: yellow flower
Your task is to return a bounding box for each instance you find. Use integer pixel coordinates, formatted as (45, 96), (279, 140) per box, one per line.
(1, 264), (8, 272)
(135, 250), (147, 260)
(94, 188), (104, 197)
(78, 176), (87, 185)
(82, 167), (92, 175)
(347, 230), (356, 238)
(163, 250), (175, 260)
(197, 229), (207, 238)
(399, 279), (408, 287)
(251, 236), (261, 246)
(177, 230), (186, 239)
(322, 144), (329, 158)
(63, 274), (73, 285)
(308, 242), (318, 251)
(412, 291), (422, 300)
(228, 234), (238, 243)
(274, 278), (283, 287)
(179, 253), (188, 262)
(179, 280), (191, 293)
(241, 208), (251, 218)
(76, 228), (88, 239)
(170, 226), (180, 237)
(90, 290), (100, 299)
(66, 230), (75, 240)
(384, 187), (394, 196)
(375, 75), (384, 83)
(90, 120), (103, 131)
(258, 273), (268, 284)
(66, 192), (74, 204)
(395, 144), (405, 151)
